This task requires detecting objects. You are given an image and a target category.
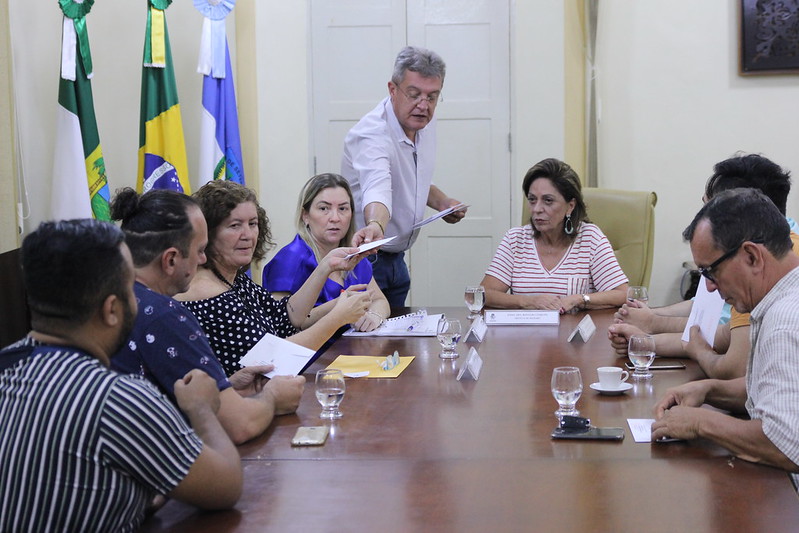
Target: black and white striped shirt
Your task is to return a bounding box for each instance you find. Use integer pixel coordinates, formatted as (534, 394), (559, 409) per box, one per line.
(0, 338), (203, 532)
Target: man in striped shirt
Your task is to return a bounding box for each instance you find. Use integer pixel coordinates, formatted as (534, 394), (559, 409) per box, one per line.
(652, 190), (799, 488)
(0, 220), (242, 532)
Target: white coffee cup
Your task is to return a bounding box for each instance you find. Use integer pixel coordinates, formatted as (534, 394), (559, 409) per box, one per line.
(597, 366), (630, 389)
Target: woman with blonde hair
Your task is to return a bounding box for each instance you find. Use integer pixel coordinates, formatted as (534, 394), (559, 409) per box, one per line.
(263, 173), (390, 332)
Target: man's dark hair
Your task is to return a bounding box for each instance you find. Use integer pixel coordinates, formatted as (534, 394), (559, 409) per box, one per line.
(110, 188), (198, 268)
(683, 188), (792, 259)
(22, 219), (128, 327)
(704, 153), (791, 215)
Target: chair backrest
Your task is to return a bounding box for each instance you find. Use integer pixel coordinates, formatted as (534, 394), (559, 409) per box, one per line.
(520, 187), (658, 287)
(0, 248), (31, 347)
(582, 188), (657, 287)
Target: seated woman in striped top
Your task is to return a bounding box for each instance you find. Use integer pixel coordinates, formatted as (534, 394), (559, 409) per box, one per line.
(481, 158), (628, 313)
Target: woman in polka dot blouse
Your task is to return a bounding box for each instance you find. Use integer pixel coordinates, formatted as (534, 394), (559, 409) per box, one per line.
(177, 180), (372, 376)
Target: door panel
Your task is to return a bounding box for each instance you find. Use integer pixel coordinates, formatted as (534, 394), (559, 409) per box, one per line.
(406, 0), (510, 305)
(311, 0), (510, 306)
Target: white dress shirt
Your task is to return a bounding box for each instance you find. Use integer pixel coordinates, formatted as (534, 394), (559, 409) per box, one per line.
(341, 97), (436, 254)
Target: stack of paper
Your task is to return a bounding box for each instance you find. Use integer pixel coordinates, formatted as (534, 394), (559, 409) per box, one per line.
(343, 310), (443, 337)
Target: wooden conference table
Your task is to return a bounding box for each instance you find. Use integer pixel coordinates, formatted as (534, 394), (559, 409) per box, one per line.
(140, 308), (799, 533)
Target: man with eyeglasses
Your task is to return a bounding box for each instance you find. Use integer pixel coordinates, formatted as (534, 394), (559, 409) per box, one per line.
(341, 46), (466, 307)
(651, 189), (799, 488)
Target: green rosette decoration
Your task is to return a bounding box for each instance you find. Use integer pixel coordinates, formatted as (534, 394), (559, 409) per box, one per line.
(58, 0), (94, 19)
(58, 0), (95, 78)
(150, 0), (172, 9)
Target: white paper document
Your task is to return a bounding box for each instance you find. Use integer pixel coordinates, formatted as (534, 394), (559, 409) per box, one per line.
(483, 310), (560, 326)
(628, 419), (656, 443)
(681, 280), (725, 346)
(411, 203), (469, 230)
(627, 419), (682, 443)
(343, 311), (443, 337)
(238, 333), (316, 378)
(344, 236), (397, 259)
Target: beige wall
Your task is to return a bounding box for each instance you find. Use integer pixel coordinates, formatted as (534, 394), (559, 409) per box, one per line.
(596, 1), (799, 305)
(0, 0), (18, 253)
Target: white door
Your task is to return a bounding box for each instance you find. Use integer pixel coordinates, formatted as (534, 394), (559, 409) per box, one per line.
(310, 0), (511, 307)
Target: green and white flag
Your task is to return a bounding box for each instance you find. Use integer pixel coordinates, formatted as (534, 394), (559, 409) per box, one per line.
(51, 0), (111, 221)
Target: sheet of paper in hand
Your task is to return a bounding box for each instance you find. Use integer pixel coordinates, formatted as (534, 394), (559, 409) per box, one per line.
(238, 333), (316, 378)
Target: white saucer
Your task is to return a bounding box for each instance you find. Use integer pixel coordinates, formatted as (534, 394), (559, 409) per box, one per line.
(590, 382), (633, 396)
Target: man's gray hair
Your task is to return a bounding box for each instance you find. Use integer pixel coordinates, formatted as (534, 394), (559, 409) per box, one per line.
(391, 46), (446, 85)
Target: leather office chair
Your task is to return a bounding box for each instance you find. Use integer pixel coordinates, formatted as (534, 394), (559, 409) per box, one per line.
(582, 188), (657, 287)
(521, 188), (657, 287)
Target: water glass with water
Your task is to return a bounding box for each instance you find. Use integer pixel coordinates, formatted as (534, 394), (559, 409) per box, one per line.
(437, 316), (462, 359)
(628, 334), (656, 379)
(316, 369), (345, 419)
(464, 285), (486, 319)
(551, 366), (582, 418)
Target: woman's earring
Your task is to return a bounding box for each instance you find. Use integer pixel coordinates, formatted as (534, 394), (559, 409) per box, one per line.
(564, 213), (574, 235)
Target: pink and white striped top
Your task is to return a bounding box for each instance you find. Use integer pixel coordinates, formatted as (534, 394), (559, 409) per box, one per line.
(484, 223), (628, 296)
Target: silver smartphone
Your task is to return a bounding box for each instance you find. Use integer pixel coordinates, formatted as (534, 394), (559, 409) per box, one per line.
(625, 361), (686, 371)
(291, 426), (330, 446)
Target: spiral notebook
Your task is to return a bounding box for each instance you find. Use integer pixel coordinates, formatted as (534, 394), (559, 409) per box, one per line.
(342, 310), (442, 337)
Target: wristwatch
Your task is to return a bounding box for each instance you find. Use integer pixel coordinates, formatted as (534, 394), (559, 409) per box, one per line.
(582, 294), (591, 308)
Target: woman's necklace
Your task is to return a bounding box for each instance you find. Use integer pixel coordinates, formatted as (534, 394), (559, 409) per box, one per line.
(210, 266), (236, 291)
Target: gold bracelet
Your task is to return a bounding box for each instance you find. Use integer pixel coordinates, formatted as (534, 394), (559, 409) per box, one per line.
(366, 219), (386, 234)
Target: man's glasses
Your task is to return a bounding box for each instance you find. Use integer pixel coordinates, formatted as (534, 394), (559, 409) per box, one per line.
(698, 241), (760, 282)
(397, 85), (441, 106)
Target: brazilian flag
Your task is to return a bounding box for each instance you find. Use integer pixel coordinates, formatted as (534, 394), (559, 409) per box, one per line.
(137, 0), (190, 193)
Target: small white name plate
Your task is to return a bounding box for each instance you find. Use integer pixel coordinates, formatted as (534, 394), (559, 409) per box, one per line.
(457, 347), (483, 381)
(465, 315), (487, 342)
(567, 315), (596, 343)
(484, 310), (560, 326)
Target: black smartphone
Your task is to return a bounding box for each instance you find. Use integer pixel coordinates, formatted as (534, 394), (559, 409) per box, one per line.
(551, 427), (625, 440)
(625, 361), (686, 371)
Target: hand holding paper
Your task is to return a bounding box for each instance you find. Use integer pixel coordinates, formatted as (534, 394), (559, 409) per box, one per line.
(344, 236), (397, 259)
(681, 281), (725, 346)
(412, 203), (468, 230)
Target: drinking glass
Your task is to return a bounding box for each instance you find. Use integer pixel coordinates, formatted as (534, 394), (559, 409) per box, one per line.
(437, 316), (462, 359)
(551, 366), (582, 418)
(627, 286), (649, 305)
(628, 334), (656, 380)
(315, 369), (345, 419)
(464, 285), (486, 320)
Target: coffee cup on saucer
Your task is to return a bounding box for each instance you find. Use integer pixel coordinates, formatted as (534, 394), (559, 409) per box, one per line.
(589, 366), (632, 395)
(597, 366), (629, 389)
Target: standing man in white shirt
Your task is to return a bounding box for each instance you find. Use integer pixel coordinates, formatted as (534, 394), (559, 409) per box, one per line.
(341, 46), (466, 307)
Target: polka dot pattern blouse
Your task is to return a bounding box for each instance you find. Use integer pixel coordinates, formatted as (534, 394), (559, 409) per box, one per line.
(182, 272), (298, 376)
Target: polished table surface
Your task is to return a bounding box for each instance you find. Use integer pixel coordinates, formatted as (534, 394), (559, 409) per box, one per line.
(140, 308), (799, 532)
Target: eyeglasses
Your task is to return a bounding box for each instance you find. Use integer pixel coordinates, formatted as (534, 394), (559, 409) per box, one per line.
(698, 241), (760, 282)
(396, 85), (441, 106)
